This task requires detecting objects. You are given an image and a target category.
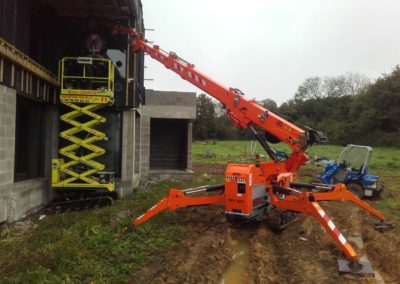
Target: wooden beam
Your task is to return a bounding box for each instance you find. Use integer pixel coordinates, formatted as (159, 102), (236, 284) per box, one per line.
(0, 36), (58, 86)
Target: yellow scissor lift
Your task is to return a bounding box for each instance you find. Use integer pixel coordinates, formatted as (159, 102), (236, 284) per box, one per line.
(51, 57), (116, 210)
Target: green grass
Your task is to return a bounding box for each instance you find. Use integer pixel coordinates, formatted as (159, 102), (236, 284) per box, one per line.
(371, 169), (400, 214)
(192, 140), (400, 170)
(0, 176), (222, 283)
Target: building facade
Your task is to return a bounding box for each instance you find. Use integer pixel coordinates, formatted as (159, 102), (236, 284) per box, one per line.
(0, 0), (197, 223)
(0, 0), (146, 222)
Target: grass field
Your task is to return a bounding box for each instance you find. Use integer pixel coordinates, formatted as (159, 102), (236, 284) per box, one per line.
(192, 140), (400, 170)
(0, 141), (399, 282)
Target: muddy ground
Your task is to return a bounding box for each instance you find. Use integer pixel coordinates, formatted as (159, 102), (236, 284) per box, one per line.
(132, 164), (400, 284)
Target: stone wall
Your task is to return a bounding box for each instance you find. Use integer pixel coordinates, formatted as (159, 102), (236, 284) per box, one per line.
(121, 110), (134, 183)
(139, 115), (151, 177)
(0, 85), (57, 222)
(138, 90), (196, 180)
(0, 85), (16, 222)
(117, 109), (140, 197)
(142, 90), (197, 119)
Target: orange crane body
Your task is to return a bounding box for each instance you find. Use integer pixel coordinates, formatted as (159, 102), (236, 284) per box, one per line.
(105, 21), (387, 269)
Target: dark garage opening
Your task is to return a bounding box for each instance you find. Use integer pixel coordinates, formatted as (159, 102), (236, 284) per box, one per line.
(14, 95), (45, 181)
(150, 118), (188, 170)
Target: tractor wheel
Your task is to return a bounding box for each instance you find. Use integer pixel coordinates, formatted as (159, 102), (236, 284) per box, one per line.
(347, 183), (364, 199)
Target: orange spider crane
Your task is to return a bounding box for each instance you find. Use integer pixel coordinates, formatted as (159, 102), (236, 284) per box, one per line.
(105, 20), (389, 274)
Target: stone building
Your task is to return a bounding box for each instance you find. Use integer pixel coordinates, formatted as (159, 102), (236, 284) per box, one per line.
(139, 90), (196, 181)
(0, 0), (196, 222)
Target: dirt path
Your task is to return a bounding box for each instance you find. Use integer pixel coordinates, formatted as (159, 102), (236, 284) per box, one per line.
(133, 164), (400, 283)
(132, 205), (236, 283)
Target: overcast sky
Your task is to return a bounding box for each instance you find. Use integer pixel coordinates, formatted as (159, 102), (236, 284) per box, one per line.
(142, 0), (400, 105)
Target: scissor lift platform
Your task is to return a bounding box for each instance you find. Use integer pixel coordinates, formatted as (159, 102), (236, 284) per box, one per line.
(52, 57), (115, 196)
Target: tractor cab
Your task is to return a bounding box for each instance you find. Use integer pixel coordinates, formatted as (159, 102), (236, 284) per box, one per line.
(316, 145), (382, 198)
(337, 145), (371, 176)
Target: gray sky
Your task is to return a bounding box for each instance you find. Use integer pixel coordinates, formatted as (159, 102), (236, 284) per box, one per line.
(142, 0), (400, 105)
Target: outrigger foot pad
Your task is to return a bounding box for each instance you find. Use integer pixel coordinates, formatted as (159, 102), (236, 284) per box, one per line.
(374, 220), (394, 231)
(337, 259), (374, 276)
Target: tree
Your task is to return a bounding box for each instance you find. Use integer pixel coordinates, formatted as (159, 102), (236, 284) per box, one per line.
(258, 98), (278, 112)
(294, 76), (324, 101)
(348, 66), (400, 146)
(324, 75), (347, 97)
(345, 72), (371, 96)
(214, 102), (226, 117)
(214, 116), (240, 140)
(280, 68), (399, 147)
(193, 94), (217, 140)
(295, 73), (370, 101)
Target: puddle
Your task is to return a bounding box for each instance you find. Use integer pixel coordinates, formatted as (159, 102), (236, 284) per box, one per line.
(219, 238), (251, 284)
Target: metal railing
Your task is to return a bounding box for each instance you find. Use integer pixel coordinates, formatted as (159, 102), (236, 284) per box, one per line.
(59, 57), (114, 98)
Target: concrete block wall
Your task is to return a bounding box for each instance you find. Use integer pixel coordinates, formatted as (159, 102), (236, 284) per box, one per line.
(138, 90), (196, 180)
(121, 110), (134, 183)
(187, 121), (193, 171)
(0, 85), (57, 222)
(117, 109), (141, 197)
(7, 179), (48, 220)
(134, 113), (140, 175)
(0, 85), (16, 222)
(139, 115), (151, 177)
(142, 90), (197, 119)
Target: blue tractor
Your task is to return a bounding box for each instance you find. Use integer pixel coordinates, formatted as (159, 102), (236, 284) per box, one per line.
(315, 145), (383, 198)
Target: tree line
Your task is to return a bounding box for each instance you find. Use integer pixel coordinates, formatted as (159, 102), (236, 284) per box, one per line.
(193, 67), (400, 147)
